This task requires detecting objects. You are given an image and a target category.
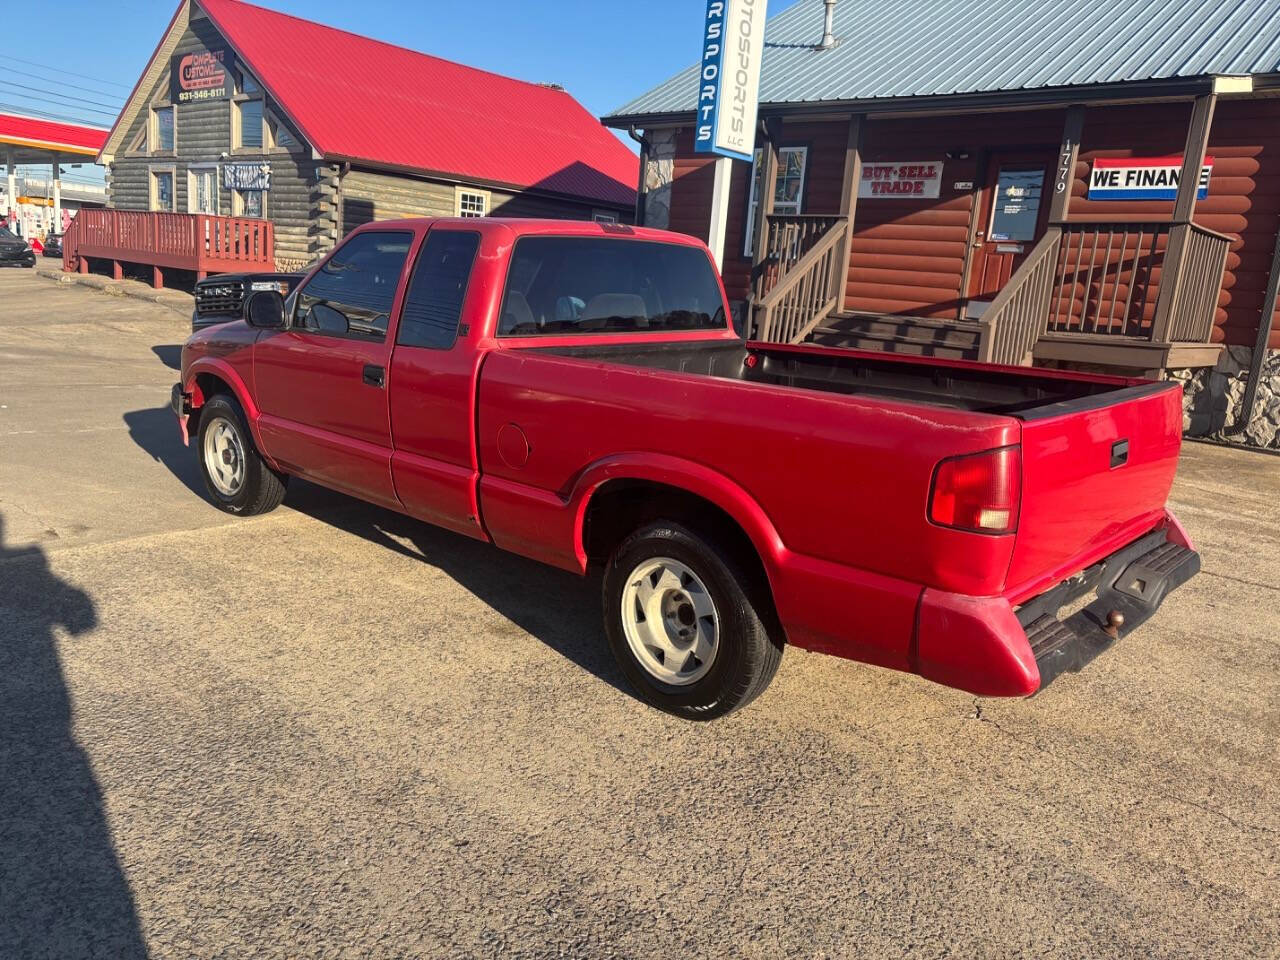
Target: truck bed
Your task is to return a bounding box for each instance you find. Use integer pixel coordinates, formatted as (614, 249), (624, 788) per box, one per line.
(533, 340), (1162, 418)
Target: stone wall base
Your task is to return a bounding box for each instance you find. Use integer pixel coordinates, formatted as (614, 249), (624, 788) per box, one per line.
(639, 128), (677, 231)
(1168, 346), (1280, 449)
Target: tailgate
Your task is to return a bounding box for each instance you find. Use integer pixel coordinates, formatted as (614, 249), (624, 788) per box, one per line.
(1006, 382), (1183, 597)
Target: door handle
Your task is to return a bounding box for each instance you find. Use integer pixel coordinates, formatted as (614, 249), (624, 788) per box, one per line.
(362, 364), (385, 388)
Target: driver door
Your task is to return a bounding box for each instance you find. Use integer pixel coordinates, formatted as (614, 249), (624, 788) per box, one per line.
(253, 229), (416, 508)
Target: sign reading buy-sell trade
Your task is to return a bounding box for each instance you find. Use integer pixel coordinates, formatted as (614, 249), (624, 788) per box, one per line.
(1088, 156), (1214, 201)
(695, 0), (768, 162)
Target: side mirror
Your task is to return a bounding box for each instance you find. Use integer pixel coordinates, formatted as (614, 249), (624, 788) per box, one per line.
(246, 290), (287, 329)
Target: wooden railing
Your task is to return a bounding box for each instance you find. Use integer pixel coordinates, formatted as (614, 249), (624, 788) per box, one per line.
(1047, 222), (1170, 337)
(753, 213), (847, 302)
(754, 216), (848, 344)
(63, 208), (274, 285)
(1163, 222), (1232, 342)
(981, 219), (1231, 364)
(977, 227), (1063, 365)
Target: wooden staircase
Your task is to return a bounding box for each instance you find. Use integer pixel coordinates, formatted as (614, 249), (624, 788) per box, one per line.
(808, 313), (985, 360)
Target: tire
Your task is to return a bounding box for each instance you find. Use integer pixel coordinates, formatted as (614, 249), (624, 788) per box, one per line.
(196, 393), (287, 516)
(603, 521), (783, 720)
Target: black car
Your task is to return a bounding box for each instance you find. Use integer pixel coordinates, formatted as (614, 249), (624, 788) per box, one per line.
(0, 227), (36, 268)
(192, 271), (305, 331)
(42, 233), (63, 258)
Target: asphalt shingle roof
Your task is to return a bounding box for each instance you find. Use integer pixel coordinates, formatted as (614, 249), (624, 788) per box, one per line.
(606, 0), (1280, 121)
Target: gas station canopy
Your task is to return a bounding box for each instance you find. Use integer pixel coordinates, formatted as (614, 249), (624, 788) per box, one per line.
(0, 112), (108, 162)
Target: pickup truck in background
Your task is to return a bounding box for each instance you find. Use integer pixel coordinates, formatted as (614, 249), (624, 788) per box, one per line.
(172, 218), (1199, 719)
(191, 271), (303, 331)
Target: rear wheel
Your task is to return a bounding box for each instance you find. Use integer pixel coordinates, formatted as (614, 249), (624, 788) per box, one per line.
(196, 393), (287, 516)
(603, 521), (783, 720)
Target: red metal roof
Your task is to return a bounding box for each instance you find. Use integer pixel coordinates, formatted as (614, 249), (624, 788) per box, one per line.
(0, 112), (108, 156)
(198, 0), (637, 208)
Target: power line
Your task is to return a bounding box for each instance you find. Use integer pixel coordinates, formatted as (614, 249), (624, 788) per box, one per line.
(0, 63), (124, 104)
(2, 54), (134, 92)
(0, 78), (122, 112)
(0, 100), (106, 126)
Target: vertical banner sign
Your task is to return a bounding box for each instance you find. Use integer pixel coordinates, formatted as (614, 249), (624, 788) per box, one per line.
(695, 0), (768, 162)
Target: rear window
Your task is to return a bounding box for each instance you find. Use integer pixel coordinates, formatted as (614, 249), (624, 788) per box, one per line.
(498, 236), (726, 336)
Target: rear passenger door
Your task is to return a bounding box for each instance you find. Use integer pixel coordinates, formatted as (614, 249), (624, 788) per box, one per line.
(388, 228), (487, 539)
(253, 229), (414, 508)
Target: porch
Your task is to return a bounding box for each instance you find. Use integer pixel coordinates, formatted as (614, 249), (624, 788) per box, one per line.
(746, 91), (1240, 373)
(62, 207), (275, 289)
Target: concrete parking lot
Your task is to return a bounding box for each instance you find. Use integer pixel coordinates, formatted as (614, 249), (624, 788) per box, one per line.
(0, 267), (1276, 959)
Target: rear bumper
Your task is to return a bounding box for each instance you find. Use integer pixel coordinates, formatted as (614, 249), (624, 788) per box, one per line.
(913, 514), (1199, 696)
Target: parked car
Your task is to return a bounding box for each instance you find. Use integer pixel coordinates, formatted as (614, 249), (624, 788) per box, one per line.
(171, 218), (1199, 719)
(41, 233), (63, 258)
(191, 272), (304, 331)
(0, 227), (36, 268)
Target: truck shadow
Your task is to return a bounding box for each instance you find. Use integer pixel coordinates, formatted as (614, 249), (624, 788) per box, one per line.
(282, 481), (632, 698)
(123, 405), (206, 498)
(0, 516), (148, 958)
(120, 402), (630, 698)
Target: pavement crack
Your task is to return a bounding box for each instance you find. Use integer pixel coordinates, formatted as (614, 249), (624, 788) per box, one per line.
(970, 703), (1278, 843)
(1199, 569), (1280, 593)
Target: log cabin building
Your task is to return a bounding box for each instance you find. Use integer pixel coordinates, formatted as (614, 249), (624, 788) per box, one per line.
(94, 0), (636, 274)
(605, 0), (1280, 449)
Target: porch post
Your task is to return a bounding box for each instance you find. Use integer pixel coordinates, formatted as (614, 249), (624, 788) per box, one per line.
(749, 119), (780, 291)
(1048, 105), (1085, 223)
(1151, 92), (1217, 341)
(836, 113), (865, 314)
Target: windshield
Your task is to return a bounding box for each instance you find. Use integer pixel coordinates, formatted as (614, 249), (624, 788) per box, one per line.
(0, 228), (18, 242)
(498, 236), (727, 336)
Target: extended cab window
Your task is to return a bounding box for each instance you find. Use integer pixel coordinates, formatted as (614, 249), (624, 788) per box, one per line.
(498, 237), (726, 336)
(397, 230), (480, 349)
(294, 232), (411, 340)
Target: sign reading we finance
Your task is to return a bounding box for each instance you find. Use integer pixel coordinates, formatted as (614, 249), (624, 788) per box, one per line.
(1088, 157), (1214, 201)
(694, 0), (768, 163)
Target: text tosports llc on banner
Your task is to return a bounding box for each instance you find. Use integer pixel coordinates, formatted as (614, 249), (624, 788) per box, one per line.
(695, 0), (768, 267)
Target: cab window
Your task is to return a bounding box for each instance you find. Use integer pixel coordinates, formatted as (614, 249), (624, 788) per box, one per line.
(497, 237), (727, 336)
(397, 230), (480, 349)
(294, 231), (412, 340)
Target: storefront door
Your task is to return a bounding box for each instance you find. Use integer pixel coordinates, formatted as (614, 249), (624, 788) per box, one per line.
(966, 154), (1053, 305)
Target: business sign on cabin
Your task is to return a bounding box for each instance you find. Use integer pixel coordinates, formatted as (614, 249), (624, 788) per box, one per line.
(1088, 157), (1214, 201)
(170, 47), (234, 104)
(694, 0), (767, 162)
(859, 162), (944, 199)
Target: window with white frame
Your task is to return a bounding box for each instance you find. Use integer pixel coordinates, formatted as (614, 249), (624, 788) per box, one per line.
(151, 105), (174, 152)
(188, 165), (219, 214)
(743, 145), (807, 256)
(269, 112), (298, 150)
(234, 188), (266, 219)
(456, 188), (489, 217)
(592, 210), (620, 223)
(150, 168), (176, 211)
(235, 98), (264, 150)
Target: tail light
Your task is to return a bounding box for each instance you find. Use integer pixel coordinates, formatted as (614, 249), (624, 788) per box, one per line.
(929, 446), (1021, 534)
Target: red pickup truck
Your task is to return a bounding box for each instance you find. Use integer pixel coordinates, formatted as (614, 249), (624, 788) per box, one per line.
(173, 218), (1199, 719)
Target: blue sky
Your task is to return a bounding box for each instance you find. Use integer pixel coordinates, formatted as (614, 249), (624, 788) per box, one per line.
(11, 0), (803, 158)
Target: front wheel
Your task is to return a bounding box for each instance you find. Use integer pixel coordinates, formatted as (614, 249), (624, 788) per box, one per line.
(196, 394), (287, 516)
(602, 521), (783, 720)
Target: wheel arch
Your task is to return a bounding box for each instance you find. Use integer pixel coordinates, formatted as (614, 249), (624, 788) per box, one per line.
(185, 357), (268, 453)
(572, 456), (787, 636)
